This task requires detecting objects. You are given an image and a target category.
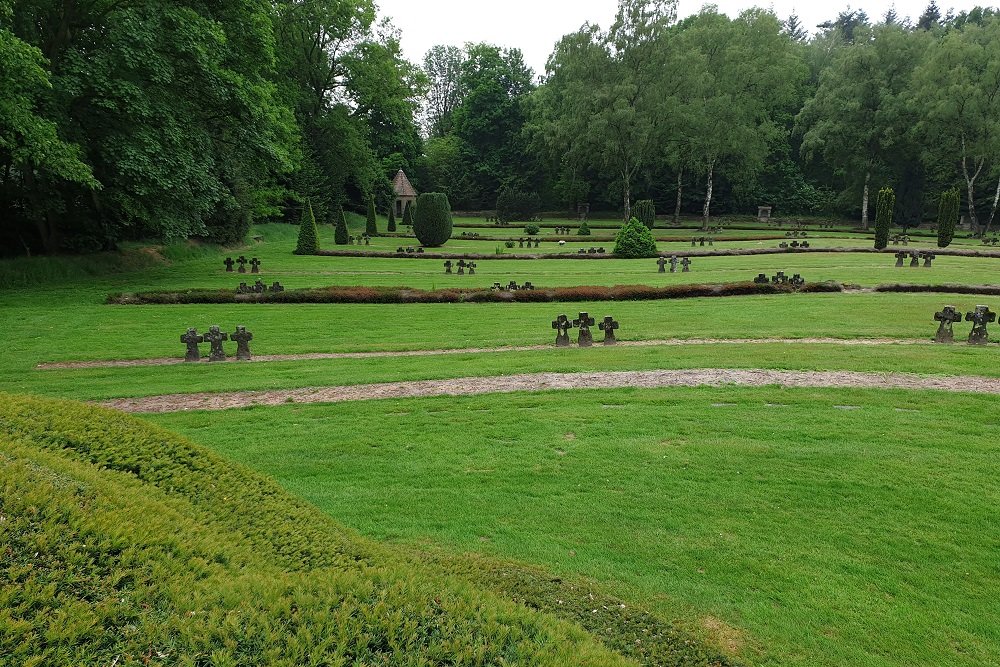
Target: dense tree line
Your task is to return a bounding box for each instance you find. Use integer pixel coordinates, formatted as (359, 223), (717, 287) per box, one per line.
(420, 1), (1000, 233)
(2, 0), (999, 255)
(0, 0), (424, 254)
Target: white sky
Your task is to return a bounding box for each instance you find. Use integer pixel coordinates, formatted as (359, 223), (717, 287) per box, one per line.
(377, 1), (989, 74)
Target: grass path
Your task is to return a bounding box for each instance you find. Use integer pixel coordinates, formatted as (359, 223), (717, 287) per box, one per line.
(101, 367), (1000, 413)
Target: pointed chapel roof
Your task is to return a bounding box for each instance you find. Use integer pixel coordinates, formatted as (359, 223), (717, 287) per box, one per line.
(392, 170), (417, 198)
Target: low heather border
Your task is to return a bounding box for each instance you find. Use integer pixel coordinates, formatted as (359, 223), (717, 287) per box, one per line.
(874, 283), (1000, 296)
(312, 247), (1000, 260)
(108, 281), (843, 305)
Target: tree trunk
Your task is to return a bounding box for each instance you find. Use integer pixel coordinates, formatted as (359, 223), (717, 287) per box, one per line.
(984, 173), (1000, 237)
(701, 160), (714, 231)
(673, 168), (683, 225)
(622, 170), (631, 223)
(861, 170), (871, 230)
(960, 136), (983, 233)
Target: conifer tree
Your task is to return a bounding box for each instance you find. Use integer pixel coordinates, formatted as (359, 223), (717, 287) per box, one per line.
(334, 205), (349, 245)
(874, 187), (895, 249)
(294, 202), (319, 254)
(366, 196), (378, 236)
(937, 189), (960, 248)
(387, 206), (397, 232)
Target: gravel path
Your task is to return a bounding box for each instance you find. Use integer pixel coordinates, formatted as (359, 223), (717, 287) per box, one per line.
(100, 368), (1000, 414)
(39, 337), (926, 370)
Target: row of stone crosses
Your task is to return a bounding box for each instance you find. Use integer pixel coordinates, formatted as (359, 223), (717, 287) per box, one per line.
(552, 313), (619, 347)
(934, 305), (995, 345)
(181, 326), (253, 362)
(348, 234), (372, 245)
(396, 246), (425, 254)
(444, 260), (476, 274)
(656, 256), (693, 272)
(492, 281), (535, 291)
(691, 237), (715, 247)
(224, 256), (261, 273)
(516, 238), (542, 248)
(754, 272), (805, 287)
(778, 241), (810, 249)
(896, 251), (935, 267)
(236, 280), (284, 294)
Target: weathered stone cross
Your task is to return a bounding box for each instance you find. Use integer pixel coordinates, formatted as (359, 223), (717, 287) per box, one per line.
(231, 326), (253, 361)
(574, 312), (596, 347)
(204, 325), (228, 362)
(934, 306), (962, 344)
(965, 305), (996, 345)
(552, 314), (572, 347)
(599, 316), (619, 345)
(181, 328), (203, 362)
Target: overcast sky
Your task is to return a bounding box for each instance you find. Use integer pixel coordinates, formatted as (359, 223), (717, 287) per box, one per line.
(377, 1), (986, 74)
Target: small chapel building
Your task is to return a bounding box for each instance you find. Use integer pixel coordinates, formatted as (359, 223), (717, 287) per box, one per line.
(392, 169), (417, 217)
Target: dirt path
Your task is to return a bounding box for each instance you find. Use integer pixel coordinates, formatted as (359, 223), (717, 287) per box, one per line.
(100, 368), (1000, 414)
(39, 337), (928, 370)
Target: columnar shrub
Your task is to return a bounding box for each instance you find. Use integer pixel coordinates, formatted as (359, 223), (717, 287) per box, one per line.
(366, 197), (378, 236)
(613, 217), (657, 257)
(402, 201), (414, 227)
(294, 202), (319, 255)
(333, 205), (349, 245)
(633, 200), (656, 229)
(577, 221), (591, 236)
(412, 193), (453, 247)
(937, 189), (960, 248)
(387, 207), (397, 232)
(873, 187), (895, 250)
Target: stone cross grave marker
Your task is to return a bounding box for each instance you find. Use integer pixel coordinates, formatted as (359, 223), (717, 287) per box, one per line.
(519, 238), (525, 248)
(253, 280), (266, 293)
(508, 281), (519, 291)
(574, 312), (596, 347)
(231, 326), (253, 361)
(522, 281), (535, 290)
(552, 314), (572, 347)
(909, 252), (920, 268)
(224, 257), (235, 272)
(670, 256), (678, 273)
(250, 258), (261, 273)
(772, 271), (787, 284)
(467, 261), (477, 275)
(681, 257), (692, 272)
(754, 273), (769, 284)
(444, 260), (453, 274)
(934, 305), (962, 344)
(181, 328), (203, 362)
(921, 252), (935, 267)
(237, 256), (248, 273)
(895, 252), (907, 268)
(599, 316), (619, 345)
(657, 257), (667, 273)
(236, 282), (250, 294)
(965, 305), (995, 345)
(457, 259), (467, 275)
(269, 282), (284, 292)
(790, 274), (805, 287)
(204, 325), (228, 362)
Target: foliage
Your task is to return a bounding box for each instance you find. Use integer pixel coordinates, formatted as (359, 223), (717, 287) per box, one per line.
(0, 393), (632, 667)
(366, 196), (378, 236)
(334, 205), (349, 245)
(613, 217), (658, 257)
(497, 187), (541, 223)
(578, 221), (592, 236)
(937, 189), (961, 247)
(387, 206), (397, 232)
(525, 224), (541, 235)
(412, 193), (453, 247)
(874, 186), (895, 249)
(633, 200), (656, 229)
(402, 200), (414, 227)
(422, 45), (465, 137)
(295, 202), (319, 254)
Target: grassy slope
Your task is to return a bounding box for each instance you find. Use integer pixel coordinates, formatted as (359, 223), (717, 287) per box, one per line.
(1, 393), (742, 667)
(150, 387), (1000, 667)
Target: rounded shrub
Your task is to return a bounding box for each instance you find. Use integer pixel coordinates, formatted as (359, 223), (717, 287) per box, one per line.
(577, 221), (591, 236)
(524, 224), (540, 235)
(613, 217), (657, 258)
(294, 202), (319, 255)
(412, 193), (453, 247)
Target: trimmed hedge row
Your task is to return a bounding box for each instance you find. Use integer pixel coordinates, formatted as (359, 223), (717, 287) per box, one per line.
(109, 281), (843, 305)
(1, 393), (735, 667)
(874, 283), (1000, 296)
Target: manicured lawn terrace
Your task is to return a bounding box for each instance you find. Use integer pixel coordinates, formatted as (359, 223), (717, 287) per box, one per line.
(150, 386), (1000, 667)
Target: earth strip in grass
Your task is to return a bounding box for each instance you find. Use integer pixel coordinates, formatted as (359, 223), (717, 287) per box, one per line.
(99, 367), (1000, 413)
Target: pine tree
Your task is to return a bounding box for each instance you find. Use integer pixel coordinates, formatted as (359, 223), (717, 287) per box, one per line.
(918, 1), (941, 29)
(366, 196), (378, 236)
(402, 201), (414, 227)
(294, 202), (319, 255)
(387, 207), (397, 232)
(874, 186), (895, 249)
(577, 220), (591, 236)
(334, 205), (349, 245)
(783, 13), (808, 41)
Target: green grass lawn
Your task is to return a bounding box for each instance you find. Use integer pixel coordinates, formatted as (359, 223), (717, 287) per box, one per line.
(4, 218), (1000, 667)
(149, 386), (1000, 667)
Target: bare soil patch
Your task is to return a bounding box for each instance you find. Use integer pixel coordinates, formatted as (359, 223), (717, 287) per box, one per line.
(100, 368), (1000, 414)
